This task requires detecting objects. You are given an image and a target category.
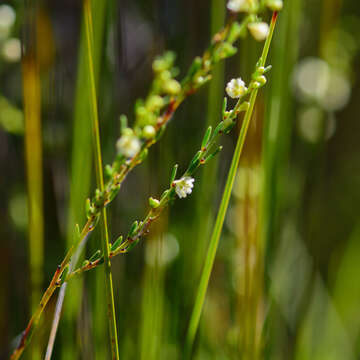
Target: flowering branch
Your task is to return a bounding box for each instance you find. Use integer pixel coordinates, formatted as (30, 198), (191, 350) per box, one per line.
(65, 62), (271, 283)
(10, 1), (280, 358)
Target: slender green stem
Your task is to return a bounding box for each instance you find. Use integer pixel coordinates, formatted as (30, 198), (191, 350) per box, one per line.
(185, 12), (279, 358)
(84, 0), (120, 359)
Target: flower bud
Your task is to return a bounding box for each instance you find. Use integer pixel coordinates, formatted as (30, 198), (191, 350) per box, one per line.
(163, 79), (181, 95)
(248, 22), (270, 41)
(149, 197), (160, 208)
(146, 95), (164, 111)
(142, 125), (156, 139)
(266, 0), (283, 11)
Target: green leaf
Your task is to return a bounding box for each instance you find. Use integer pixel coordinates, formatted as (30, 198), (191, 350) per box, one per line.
(111, 236), (123, 251)
(201, 126), (212, 149)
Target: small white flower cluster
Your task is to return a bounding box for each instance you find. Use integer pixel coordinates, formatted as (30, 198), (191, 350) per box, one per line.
(116, 130), (141, 158)
(226, 78), (248, 99)
(248, 22), (270, 41)
(173, 177), (195, 199)
(227, 0), (253, 13)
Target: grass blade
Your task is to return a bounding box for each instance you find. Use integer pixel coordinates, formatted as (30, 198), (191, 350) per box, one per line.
(185, 12), (279, 357)
(84, 0), (120, 358)
(22, 21), (44, 360)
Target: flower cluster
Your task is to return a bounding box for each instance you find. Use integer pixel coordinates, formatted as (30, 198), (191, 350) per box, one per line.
(116, 129), (141, 158)
(173, 177), (195, 199)
(226, 78), (248, 99)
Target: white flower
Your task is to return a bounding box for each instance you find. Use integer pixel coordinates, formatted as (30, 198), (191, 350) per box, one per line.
(173, 176), (195, 199)
(248, 22), (270, 41)
(116, 133), (141, 158)
(226, 78), (247, 99)
(227, 0), (252, 12)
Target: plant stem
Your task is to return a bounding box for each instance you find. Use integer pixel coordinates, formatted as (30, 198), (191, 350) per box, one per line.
(184, 12), (279, 358)
(84, 0), (120, 359)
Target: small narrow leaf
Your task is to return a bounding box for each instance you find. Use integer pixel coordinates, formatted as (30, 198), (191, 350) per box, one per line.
(85, 198), (92, 219)
(213, 121), (224, 137)
(204, 146), (223, 163)
(201, 126), (212, 149)
(128, 220), (139, 237)
(89, 250), (101, 262)
(125, 239), (140, 253)
(111, 235), (124, 251)
(75, 223), (80, 238)
(222, 97), (227, 116)
(160, 189), (170, 202)
(170, 164), (178, 185)
(60, 266), (69, 285)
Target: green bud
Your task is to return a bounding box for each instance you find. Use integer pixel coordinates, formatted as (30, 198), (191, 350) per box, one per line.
(223, 117), (235, 133)
(122, 127), (134, 137)
(142, 125), (156, 139)
(85, 198), (93, 219)
(105, 165), (113, 178)
(146, 95), (164, 111)
(256, 75), (267, 86)
(163, 51), (176, 66)
(163, 79), (181, 95)
(254, 66), (265, 77)
(227, 21), (244, 44)
(149, 197), (160, 208)
(95, 189), (103, 203)
(159, 70), (171, 82)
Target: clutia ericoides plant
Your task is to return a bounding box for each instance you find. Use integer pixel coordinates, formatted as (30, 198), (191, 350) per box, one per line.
(10, 0), (281, 358)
